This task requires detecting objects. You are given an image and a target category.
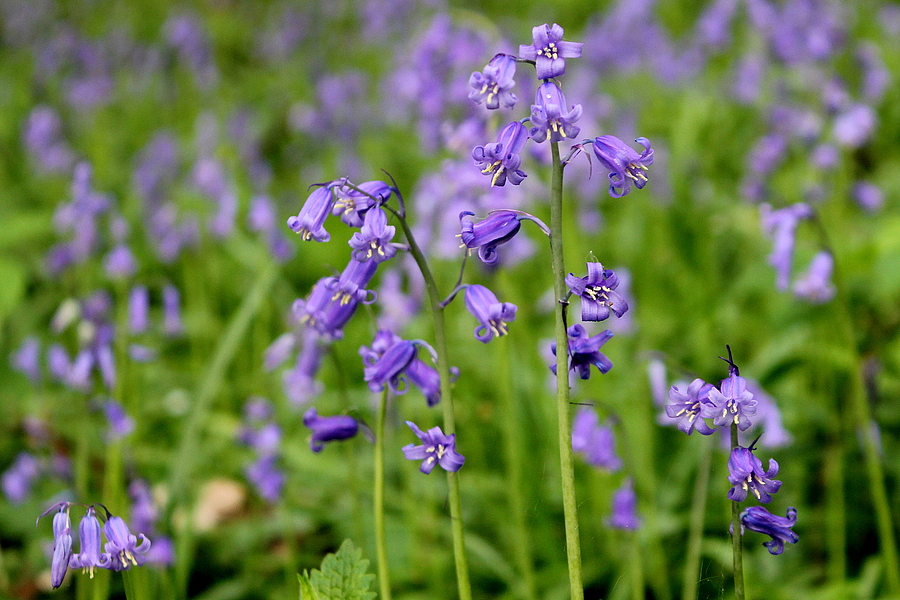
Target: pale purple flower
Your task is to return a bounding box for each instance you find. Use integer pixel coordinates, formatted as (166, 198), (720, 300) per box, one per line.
(551, 324), (614, 379)
(701, 372), (758, 431)
(11, 336), (41, 383)
(69, 506), (111, 577)
(518, 23), (582, 80)
(246, 454), (285, 503)
(472, 121), (529, 187)
(37, 503), (73, 588)
(363, 338), (418, 394)
(303, 408), (359, 452)
(469, 53), (518, 109)
(728, 446), (782, 503)
(48, 344), (72, 382)
(332, 180), (392, 227)
(853, 181), (883, 213)
(103, 400), (135, 441)
(104, 244), (137, 279)
(591, 136), (653, 198)
(405, 357), (444, 407)
(608, 479), (641, 530)
(162, 285), (184, 336)
(833, 103), (876, 149)
(128, 285), (149, 334)
(128, 480), (158, 535)
(287, 184), (338, 242)
(572, 408), (621, 471)
(529, 82), (582, 143)
(793, 251), (835, 303)
(104, 515), (151, 570)
(760, 202), (813, 291)
(402, 421), (465, 474)
(666, 378), (717, 435)
(463, 284), (517, 343)
(565, 262), (628, 322)
(740, 506), (798, 555)
(2, 452), (42, 503)
(281, 329), (325, 406)
(349, 207), (397, 263)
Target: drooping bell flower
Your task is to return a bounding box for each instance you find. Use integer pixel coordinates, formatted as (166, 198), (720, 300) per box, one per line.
(529, 82), (582, 143)
(402, 421), (465, 474)
(727, 446), (782, 503)
(463, 284), (517, 342)
(472, 121), (529, 187)
(303, 408), (359, 452)
(740, 506), (798, 555)
(591, 136), (654, 198)
(565, 262), (628, 322)
(468, 53), (518, 109)
(518, 23), (583, 80)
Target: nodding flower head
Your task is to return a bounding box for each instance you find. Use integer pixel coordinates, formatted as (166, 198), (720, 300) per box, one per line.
(348, 207), (397, 263)
(332, 180), (392, 227)
(303, 408), (359, 452)
(529, 82), (582, 144)
(463, 284), (517, 343)
(518, 23), (583, 80)
(469, 53), (518, 110)
(565, 262), (628, 322)
(666, 378), (717, 436)
(37, 502), (74, 588)
(701, 371), (758, 431)
(740, 506), (798, 555)
(458, 210), (521, 266)
(402, 421), (465, 474)
(362, 338), (419, 394)
(472, 121), (529, 187)
(287, 182), (340, 242)
(103, 515), (151, 571)
(69, 506), (111, 577)
(728, 446), (782, 503)
(551, 324), (614, 379)
(591, 136), (654, 198)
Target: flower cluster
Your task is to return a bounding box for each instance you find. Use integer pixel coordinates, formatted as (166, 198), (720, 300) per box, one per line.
(38, 502), (151, 589)
(237, 398), (285, 502)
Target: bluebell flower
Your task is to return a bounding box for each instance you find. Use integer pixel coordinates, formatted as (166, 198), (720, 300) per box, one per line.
(468, 53), (518, 109)
(69, 506), (111, 577)
(402, 421), (465, 474)
(349, 207), (397, 263)
(405, 357), (444, 407)
(551, 324), (614, 379)
(11, 336), (41, 384)
(728, 447), (782, 503)
(459, 210), (521, 265)
(529, 82), (582, 143)
(103, 514), (151, 570)
(36, 503), (73, 589)
(793, 251), (835, 303)
(565, 262), (628, 322)
(740, 506), (798, 555)
(332, 180), (392, 227)
(760, 202), (813, 291)
(665, 378), (717, 436)
(572, 407), (621, 471)
(162, 284), (184, 336)
(464, 284), (517, 343)
(363, 338), (418, 394)
(474, 121), (528, 188)
(2, 451), (42, 503)
(518, 23), (583, 80)
(303, 408), (359, 452)
(701, 372), (758, 431)
(608, 479), (641, 530)
(103, 400), (135, 441)
(246, 454), (285, 503)
(591, 136), (654, 198)
(128, 286), (149, 335)
(287, 183), (338, 242)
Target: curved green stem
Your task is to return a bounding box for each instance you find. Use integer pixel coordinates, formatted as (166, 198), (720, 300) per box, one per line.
(394, 209), (472, 600)
(374, 388), (392, 600)
(730, 424), (745, 600)
(682, 435), (712, 600)
(548, 140), (584, 600)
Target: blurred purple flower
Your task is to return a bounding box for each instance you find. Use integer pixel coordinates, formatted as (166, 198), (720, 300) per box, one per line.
(852, 181), (884, 213)
(793, 251), (835, 303)
(245, 454), (285, 503)
(11, 336), (41, 383)
(104, 400), (135, 441)
(303, 408), (359, 453)
(129, 285), (149, 335)
(572, 408), (621, 471)
(760, 202), (813, 291)
(608, 479), (641, 530)
(833, 103), (876, 149)
(162, 285), (184, 336)
(469, 53), (518, 109)
(551, 324), (614, 379)
(2, 452), (42, 503)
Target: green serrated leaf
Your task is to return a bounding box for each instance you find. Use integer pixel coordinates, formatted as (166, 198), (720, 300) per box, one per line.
(298, 570), (321, 600)
(308, 540), (376, 600)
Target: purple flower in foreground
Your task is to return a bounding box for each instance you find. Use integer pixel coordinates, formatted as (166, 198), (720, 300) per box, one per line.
(529, 81), (582, 143)
(402, 421), (465, 474)
(740, 506), (798, 555)
(793, 251), (835, 303)
(469, 53), (518, 109)
(458, 209), (549, 266)
(702, 372), (758, 431)
(472, 121), (529, 187)
(363, 338), (418, 394)
(303, 408), (359, 452)
(591, 136), (654, 198)
(464, 284), (517, 343)
(551, 324), (614, 379)
(666, 378), (717, 436)
(728, 446), (782, 503)
(519, 23), (583, 80)
(69, 506), (110, 577)
(566, 262), (628, 322)
(37, 503), (73, 588)
(405, 357), (444, 407)
(608, 479), (641, 530)
(287, 183), (337, 242)
(104, 515), (151, 571)
(349, 207), (397, 263)
(572, 407), (621, 471)
(332, 180), (392, 227)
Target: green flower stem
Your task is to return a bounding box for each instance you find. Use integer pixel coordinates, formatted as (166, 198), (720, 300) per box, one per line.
(682, 435), (713, 600)
(548, 140), (584, 600)
(122, 567), (150, 600)
(374, 387), (393, 600)
(629, 530), (644, 600)
(730, 424), (745, 600)
(394, 208), (472, 600)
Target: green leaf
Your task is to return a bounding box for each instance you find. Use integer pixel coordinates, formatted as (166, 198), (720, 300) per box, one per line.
(308, 540), (376, 600)
(298, 571), (322, 600)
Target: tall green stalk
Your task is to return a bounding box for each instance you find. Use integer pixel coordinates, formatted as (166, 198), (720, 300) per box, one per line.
(394, 208), (472, 600)
(548, 140), (584, 600)
(730, 424), (745, 600)
(682, 435), (713, 600)
(374, 388), (392, 600)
